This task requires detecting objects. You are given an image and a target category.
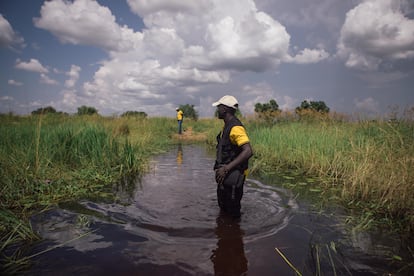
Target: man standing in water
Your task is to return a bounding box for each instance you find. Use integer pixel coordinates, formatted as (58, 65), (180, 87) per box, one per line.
(176, 107), (184, 134)
(213, 95), (253, 218)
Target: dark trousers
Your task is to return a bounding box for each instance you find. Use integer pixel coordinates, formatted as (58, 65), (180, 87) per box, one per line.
(177, 120), (182, 134)
(217, 181), (244, 218)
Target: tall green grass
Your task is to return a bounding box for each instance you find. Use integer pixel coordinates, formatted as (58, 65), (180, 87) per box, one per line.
(247, 119), (414, 232)
(0, 114), (175, 271)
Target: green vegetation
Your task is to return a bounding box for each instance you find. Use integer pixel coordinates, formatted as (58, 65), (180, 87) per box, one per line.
(31, 106), (57, 115)
(77, 105), (98, 115)
(1, 109), (413, 272)
(245, 116), (414, 234)
(254, 99), (280, 114)
(254, 99), (281, 123)
(31, 106), (67, 116)
(121, 110), (148, 118)
(242, 110), (413, 273)
(295, 100), (330, 114)
(0, 114), (175, 272)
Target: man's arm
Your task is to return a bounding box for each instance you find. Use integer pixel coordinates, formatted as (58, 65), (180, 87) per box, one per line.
(226, 143), (252, 172)
(215, 143), (253, 184)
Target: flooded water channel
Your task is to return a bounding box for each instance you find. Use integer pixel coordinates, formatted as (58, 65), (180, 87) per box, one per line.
(27, 144), (404, 275)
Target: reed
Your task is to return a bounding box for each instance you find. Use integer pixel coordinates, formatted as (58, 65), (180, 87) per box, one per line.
(247, 119), (414, 231)
(0, 114), (174, 270)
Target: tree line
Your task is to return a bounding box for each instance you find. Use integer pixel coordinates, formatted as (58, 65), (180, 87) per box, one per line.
(31, 105), (148, 118)
(254, 99), (329, 114)
(254, 99), (330, 122)
(29, 99), (329, 120)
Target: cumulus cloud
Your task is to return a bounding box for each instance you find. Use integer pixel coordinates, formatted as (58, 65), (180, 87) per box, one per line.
(65, 65), (81, 88)
(34, 0), (330, 115)
(33, 0), (142, 52)
(0, 14), (24, 48)
(338, 0), (414, 71)
(83, 0), (301, 112)
(126, 0), (209, 18)
(15, 58), (48, 73)
(209, 12), (291, 70)
(60, 89), (79, 110)
(40, 73), (58, 85)
(126, 0), (295, 71)
(256, 0), (347, 30)
(287, 48), (330, 64)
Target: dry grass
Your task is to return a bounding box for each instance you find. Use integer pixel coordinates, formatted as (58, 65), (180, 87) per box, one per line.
(172, 127), (208, 142)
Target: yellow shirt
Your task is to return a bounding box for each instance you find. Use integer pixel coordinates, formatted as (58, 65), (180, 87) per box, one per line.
(176, 110), (183, 120)
(229, 125), (250, 176)
(229, 125), (250, 146)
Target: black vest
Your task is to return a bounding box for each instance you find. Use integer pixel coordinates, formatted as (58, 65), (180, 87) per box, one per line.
(214, 117), (248, 172)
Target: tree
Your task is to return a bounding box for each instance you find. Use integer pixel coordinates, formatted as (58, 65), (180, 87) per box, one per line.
(254, 99), (279, 113)
(295, 100), (330, 114)
(31, 106), (57, 115)
(254, 99), (280, 123)
(179, 104), (198, 120)
(77, 105), (98, 115)
(121, 111), (148, 118)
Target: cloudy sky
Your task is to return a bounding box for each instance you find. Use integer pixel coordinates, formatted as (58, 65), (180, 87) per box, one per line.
(1, 0), (413, 117)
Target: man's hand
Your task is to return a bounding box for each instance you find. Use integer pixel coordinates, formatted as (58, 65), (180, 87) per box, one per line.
(215, 166), (228, 185)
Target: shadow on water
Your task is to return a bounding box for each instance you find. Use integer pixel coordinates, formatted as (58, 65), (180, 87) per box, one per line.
(27, 144), (406, 275)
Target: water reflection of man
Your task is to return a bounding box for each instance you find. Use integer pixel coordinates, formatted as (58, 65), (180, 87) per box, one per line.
(210, 215), (248, 275)
(176, 143), (183, 166)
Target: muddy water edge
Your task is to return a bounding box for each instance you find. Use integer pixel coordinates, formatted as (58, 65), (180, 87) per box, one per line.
(26, 144), (409, 275)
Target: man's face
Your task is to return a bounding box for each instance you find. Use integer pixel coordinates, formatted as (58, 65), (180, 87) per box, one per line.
(217, 105), (227, 119)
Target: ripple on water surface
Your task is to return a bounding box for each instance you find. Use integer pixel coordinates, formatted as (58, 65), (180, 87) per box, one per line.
(28, 145), (399, 275)
(76, 177), (297, 246)
(30, 145), (296, 272)
(29, 145), (300, 275)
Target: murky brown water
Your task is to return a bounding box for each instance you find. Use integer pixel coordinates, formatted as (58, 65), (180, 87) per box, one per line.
(27, 144), (404, 275)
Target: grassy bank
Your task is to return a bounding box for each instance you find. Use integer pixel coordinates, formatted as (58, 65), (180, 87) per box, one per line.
(0, 114), (176, 272)
(245, 118), (414, 234)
